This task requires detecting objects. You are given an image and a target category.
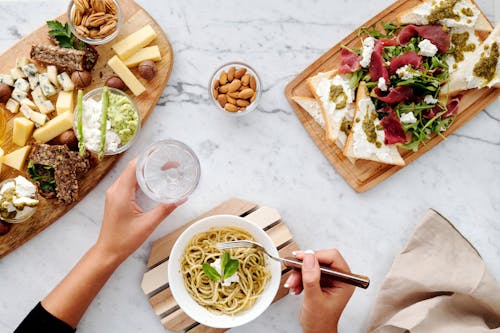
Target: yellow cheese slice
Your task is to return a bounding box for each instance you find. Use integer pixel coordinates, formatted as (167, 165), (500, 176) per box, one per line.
(56, 91), (74, 115)
(13, 117), (34, 146)
(33, 111), (74, 143)
(0, 146), (31, 171)
(123, 46), (161, 67)
(108, 56), (146, 96)
(112, 25), (157, 60)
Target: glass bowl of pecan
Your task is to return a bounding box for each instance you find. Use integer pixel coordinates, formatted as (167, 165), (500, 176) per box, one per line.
(67, 0), (122, 45)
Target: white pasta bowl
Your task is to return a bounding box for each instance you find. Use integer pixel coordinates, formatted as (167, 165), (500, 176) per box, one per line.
(168, 214), (281, 328)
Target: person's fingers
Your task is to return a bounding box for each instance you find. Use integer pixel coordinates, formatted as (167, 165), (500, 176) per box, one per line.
(174, 197), (188, 207)
(143, 203), (177, 229)
(301, 250), (322, 301)
(116, 158), (139, 195)
(295, 249), (350, 272)
(284, 270), (301, 289)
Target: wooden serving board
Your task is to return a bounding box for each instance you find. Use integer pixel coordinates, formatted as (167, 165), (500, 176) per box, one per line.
(285, 0), (499, 193)
(0, 0), (173, 258)
(141, 198), (298, 333)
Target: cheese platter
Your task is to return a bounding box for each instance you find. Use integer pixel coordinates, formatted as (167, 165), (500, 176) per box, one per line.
(285, 0), (499, 192)
(0, 0), (173, 258)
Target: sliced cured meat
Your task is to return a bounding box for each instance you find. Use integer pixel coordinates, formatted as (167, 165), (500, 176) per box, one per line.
(442, 95), (462, 118)
(389, 51), (423, 74)
(379, 38), (399, 46)
(339, 48), (361, 74)
(374, 86), (414, 104)
(379, 106), (407, 144)
(369, 41), (389, 82)
(398, 25), (451, 53)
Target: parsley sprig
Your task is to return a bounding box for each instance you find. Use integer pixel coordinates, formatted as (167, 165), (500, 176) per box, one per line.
(47, 20), (84, 50)
(203, 252), (239, 283)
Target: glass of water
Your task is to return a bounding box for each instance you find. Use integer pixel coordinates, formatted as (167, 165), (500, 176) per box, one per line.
(136, 139), (201, 204)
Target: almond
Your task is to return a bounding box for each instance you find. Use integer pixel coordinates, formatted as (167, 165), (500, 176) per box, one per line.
(213, 88), (219, 99)
(227, 92), (240, 98)
(234, 68), (247, 79)
(217, 94), (227, 108)
(249, 75), (257, 91)
(236, 99), (250, 107)
(238, 88), (254, 100)
(225, 103), (238, 112)
(226, 79), (241, 93)
(227, 96), (236, 105)
(250, 94), (256, 103)
(227, 66), (235, 82)
(218, 83), (230, 94)
(219, 72), (228, 85)
(241, 74), (250, 86)
(213, 80), (219, 90)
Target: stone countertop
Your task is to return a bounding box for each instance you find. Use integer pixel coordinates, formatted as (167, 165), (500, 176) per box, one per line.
(0, 0), (498, 332)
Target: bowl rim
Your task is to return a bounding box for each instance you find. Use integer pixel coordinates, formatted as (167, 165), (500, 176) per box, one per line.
(208, 61), (262, 117)
(0, 177), (38, 224)
(73, 87), (141, 156)
(67, 0), (123, 45)
(168, 214), (281, 328)
(135, 139), (201, 204)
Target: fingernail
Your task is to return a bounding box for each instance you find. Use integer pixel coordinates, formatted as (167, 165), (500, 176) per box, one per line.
(288, 289), (296, 295)
(303, 250), (315, 270)
(291, 251), (297, 256)
(284, 275), (293, 288)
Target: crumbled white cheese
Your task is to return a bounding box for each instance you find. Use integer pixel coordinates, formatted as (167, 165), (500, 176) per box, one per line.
(418, 39), (438, 57)
(360, 37), (376, 68)
(424, 95), (438, 104)
(82, 99), (122, 153)
(377, 77), (388, 91)
(0, 182), (15, 194)
(400, 111), (418, 124)
(396, 65), (420, 80)
(210, 258), (240, 287)
(15, 176), (37, 198)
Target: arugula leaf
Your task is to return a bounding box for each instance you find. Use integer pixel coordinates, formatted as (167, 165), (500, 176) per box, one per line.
(220, 252), (229, 275)
(27, 160), (56, 192)
(203, 263), (221, 282)
(223, 259), (239, 279)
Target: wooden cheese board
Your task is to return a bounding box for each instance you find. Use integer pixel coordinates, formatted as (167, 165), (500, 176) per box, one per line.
(0, 0), (173, 258)
(141, 198), (298, 333)
(285, 0), (499, 193)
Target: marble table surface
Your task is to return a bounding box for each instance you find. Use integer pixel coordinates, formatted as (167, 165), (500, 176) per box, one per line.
(1, 1), (499, 332)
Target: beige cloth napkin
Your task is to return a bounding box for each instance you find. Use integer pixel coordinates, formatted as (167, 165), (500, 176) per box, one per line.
(367, 209), (500, 333)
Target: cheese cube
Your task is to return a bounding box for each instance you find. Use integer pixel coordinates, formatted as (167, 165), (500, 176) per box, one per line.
(57, 72), (74, 92)
(21, 64), (38, 77)
(11, 67), (26, 80)
(27, 74), (40, 91)
(20, 104), (33, 119)
(21, 98), (37, 110)
(0, 74), (14, 86)
(0, 146), (31, 171)
(13, 117), (34, 146)
(6, 99), (20, 114)
(39, 73), (57, 97)
(14, 78), (30, 92)
(33, 110), (73, 143)
(47, 66), (59, 87)
(123, 46), (162, 67)
(16, 57), (30, 68)
(20, 105), (47, 127)
(112, 25), (157, 60)
(56, 91), (74, 115)
(107, 56), (146, 96)
(11, 88), (28, 103)
(42, 100), (55, 113)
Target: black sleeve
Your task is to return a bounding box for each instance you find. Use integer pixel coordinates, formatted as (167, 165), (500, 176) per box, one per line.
(15, 302), (76, 333)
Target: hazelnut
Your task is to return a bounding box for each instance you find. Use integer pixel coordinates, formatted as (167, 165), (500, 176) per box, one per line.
(0, 221), (12, 236)
(0, 83), (12, 103)
(138, 60), (157, 80)
(105, 76), (126, 91)
(71, 71), (92, 89)
(50, 130), (78, 151)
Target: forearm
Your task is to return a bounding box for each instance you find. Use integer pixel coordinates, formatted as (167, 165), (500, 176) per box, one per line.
(41, 244), (123, 328)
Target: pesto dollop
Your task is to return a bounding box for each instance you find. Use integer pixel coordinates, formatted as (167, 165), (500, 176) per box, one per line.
(428, 0), (459, 24)
(461, 7), (474, 17)
(329, 85), (347, 109)
(473, 43), (499, 83)
(340, 117), (353, 136)
(362, 111), (378, 144)
(451, 32), (476, 62)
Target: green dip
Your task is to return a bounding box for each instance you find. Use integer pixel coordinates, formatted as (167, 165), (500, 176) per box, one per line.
(329, 85), (347, 109)
(473, 43), (499, 83)
(451, 32), (476, 62)
(340, 117), (353, 136)
(108, 93), (139, 145)
(428, 0), (459, 24)
(362, 111), (378, 144)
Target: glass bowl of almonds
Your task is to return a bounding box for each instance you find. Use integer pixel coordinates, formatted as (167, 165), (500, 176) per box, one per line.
(209, 62), (262, 116)
(67, 0), (122, 45)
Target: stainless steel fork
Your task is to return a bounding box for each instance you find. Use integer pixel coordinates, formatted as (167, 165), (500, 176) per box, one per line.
(217, 240), (370, 289)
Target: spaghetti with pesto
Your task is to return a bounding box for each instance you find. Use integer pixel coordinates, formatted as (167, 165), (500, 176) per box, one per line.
(181, 227), (271, 315)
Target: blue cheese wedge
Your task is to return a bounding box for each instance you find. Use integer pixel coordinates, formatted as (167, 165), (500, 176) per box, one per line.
(20, 104), (47, 127)
(22, 64), (40, 90)
(16, 57), (30, 68)
(10, 67), (26, 80)
(11, 88), (28, 103)
(57, 72), (74, 92)
(6, 99), (20, 114)
(0, 74), (14, 87)
(21, 98), (37, 110)
(39, 73), (58, 97)
(14, 78), (30, 92)
(47, 66), (59, 87)
(32, 88), (55, 114)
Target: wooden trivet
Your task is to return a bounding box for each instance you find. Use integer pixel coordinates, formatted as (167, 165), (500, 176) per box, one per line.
(141, 198), (298, 332)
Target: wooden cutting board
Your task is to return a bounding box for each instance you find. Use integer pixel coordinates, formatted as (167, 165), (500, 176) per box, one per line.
(0, 0), (173, 258)
(141, 198), (298, 332)
(285, 0), (499, 193)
